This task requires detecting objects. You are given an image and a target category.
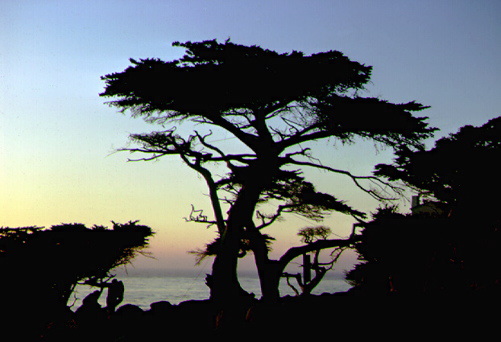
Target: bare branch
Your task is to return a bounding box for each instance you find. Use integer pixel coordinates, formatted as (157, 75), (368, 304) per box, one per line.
(177, 153), (226, 234)
(183, 204), (218, 228)
(119, 149), (169, 162)
(204, 114), (260, 153)
(281, 117), (304, 135)
(284, 148), (313, 159)
(120, 131), (228, 234)
(284, 157), (403, 201)
(282, 272), (302, 296)
(255, 205), (288, 230)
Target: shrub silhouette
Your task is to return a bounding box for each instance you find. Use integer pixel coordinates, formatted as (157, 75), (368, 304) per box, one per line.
(0, 221), (153, 312)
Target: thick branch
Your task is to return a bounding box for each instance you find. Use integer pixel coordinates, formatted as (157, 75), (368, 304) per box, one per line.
(195, 131), (255, 166)
(206, 114), (260, 153)
(278, 238), (356, 269)
(277, 125), (330, 149)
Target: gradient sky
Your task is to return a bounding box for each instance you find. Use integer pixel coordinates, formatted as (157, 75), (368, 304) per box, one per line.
(1, 1), (500, 275)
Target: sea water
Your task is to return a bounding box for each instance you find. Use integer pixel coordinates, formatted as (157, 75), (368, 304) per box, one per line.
(70, 273), (352, 311)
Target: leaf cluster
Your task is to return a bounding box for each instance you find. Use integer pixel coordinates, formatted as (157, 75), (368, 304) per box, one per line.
(297, 226), (332, 244)
(313, 96), (433, 148)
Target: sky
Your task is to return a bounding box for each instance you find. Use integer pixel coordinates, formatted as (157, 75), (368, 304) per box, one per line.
(1, 0), (500, 276)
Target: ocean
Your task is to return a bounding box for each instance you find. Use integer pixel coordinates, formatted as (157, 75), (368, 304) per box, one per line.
(70, 272), (352, 311)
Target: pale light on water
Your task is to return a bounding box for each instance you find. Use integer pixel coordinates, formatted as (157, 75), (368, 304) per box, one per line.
(71, 274), (352, 311)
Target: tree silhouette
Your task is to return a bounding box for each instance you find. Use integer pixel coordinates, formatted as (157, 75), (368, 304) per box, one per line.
(348, 117), (501, 294)
(375, 116), (501, 221)
(282, 226), (347, 296)
(0, 221), (153, 314)
(100, 39), (435, 303)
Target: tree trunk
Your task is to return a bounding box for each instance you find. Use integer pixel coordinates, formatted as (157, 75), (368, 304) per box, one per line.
(209, 227), (246, 304)
(250, 228), (282, 302)
(209, 180), (263, 305)
(256, 258), (283, 302)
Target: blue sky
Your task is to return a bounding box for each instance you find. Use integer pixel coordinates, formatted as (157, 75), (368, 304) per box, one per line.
(1, 0), (500, 273)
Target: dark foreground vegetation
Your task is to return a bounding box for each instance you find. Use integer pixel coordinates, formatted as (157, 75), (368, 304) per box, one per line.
(6, 287), (498, 340)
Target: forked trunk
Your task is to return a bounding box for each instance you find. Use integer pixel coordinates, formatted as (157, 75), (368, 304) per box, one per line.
(255, 257), (283, 302)
(249, 227), (283, 302)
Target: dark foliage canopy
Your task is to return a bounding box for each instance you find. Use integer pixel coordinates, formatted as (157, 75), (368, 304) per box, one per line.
(101, 39), (435, 153)
(349, 117), (501, 294)
(0, 221), (153, 310)
(101, 40), (372, 117)
(374, 116), (501, 212)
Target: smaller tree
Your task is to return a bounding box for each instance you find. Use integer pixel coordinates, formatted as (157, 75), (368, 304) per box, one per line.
(283, 226), (347, 296)
(348, 117), (501, 294)
(0, 221), (153, 313)
(345, 207), (451, 294)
